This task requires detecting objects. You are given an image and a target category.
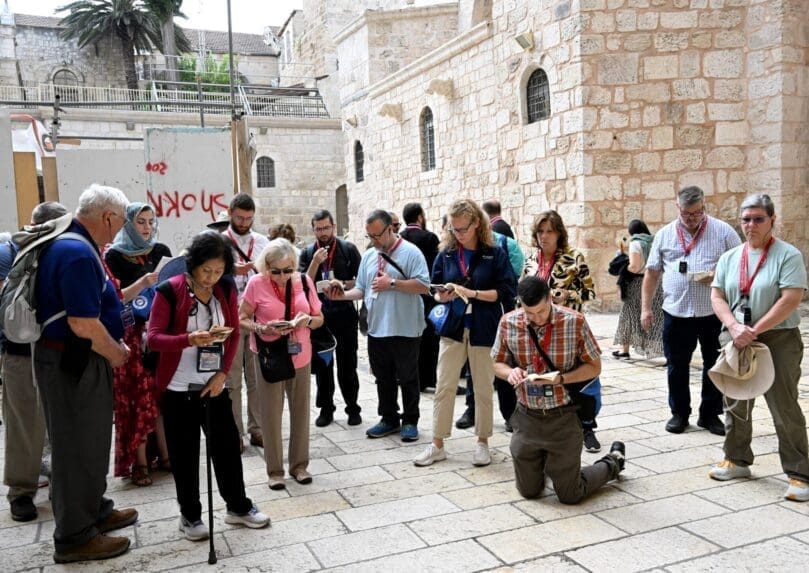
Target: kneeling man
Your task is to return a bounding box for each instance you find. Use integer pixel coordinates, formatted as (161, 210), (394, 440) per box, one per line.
(492, 276), (625, 502)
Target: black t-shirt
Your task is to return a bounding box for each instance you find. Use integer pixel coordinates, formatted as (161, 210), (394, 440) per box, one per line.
(298, 238), (361, 316)
(105, 243), (172, 288)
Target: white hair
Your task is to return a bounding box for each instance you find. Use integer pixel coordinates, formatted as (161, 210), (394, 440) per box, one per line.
(255, 238), (298, 274)
(76, 184), (130, 217)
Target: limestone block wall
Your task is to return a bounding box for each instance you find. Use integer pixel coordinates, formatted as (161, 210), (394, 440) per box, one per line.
(14, 25), (127, 88)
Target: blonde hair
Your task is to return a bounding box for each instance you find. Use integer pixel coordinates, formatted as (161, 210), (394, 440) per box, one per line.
(440, 199), (495, 250)
(255, 238), (298, 274)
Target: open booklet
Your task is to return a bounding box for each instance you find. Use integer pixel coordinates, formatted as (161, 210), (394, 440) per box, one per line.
(523, 371), (560, 385)
(316, 280), (333, 293)
(207, 325), (234, 344)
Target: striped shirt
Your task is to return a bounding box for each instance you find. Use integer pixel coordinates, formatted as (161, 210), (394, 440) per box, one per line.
(491, 305), (601, 410)
(646, 216), (741, 318)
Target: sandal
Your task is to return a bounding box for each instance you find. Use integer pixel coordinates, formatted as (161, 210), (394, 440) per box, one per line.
(131, 465), (152, 487)
(156, 458), (172, 473)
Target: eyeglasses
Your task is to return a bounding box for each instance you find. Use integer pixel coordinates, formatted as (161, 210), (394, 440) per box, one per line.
(449, 223), (474, 234)
(270, 268), (295, 275)
(679, 208), (705, 220)
(365, 226), (390, 240)
(740, 216), (769, 225)
(314, 225), (334, 233)
(233, 215), (254, 224)
(392, 223), (401, 231)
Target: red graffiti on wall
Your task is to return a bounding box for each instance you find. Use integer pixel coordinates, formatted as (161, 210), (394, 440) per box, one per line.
(145, 161), (168, 175)
(147, 189), (228, 220)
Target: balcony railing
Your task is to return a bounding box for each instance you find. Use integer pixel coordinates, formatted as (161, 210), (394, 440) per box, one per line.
(1, 83), (330, 119)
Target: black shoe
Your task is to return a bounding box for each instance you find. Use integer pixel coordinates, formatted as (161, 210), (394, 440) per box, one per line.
(315, 410), (334, 428)
(455, 386), (466, 396)
(697, 415), (726, 436)
(504, 420), (513, 433)
(665, 414), (688, 434)
(10, 496), (37, 522)
(608, 441), (626, 473)
(583, 430), (602, 453)
(347, 412), (362, 426)
(611, 350), (630, 358)
(455, 411), (474, 429)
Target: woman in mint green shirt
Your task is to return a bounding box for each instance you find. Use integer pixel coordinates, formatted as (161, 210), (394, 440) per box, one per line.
(708, 193), (809, 503)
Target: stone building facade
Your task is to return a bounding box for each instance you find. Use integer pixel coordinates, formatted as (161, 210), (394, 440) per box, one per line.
(290, 0), (808, 309)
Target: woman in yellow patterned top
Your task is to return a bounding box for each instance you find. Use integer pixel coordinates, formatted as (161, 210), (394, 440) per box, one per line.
(521, 210), (595, 311)
(521, 209), (601, 453)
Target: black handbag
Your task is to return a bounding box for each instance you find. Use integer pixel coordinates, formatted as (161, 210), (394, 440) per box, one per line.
(255, 279), (296, 384)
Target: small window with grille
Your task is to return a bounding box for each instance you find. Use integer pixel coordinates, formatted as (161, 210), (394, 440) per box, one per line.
(256, 156), (276, 188)
(526, 68), (550, 124)
(420, 107), (435, 172)
(354, 141), (364, 183)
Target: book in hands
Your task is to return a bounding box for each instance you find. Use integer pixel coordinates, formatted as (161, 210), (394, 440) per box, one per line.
(316, 280), (333, 294)
(269, 320), (295, 329)
(207, 325), (234, 344)
(524, 371), (560, 385)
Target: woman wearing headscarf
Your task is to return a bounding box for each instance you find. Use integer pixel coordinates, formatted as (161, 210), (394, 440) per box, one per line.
(105, 202), (172, 486)
(612, 219), (664, 359)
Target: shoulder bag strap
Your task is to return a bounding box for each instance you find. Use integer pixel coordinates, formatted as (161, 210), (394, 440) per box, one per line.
(379, 252), (408, 279)
(527, 324), (557, 372)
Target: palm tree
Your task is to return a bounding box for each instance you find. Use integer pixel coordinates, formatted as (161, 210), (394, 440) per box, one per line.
(57, 0), (163, 90)
(144, 0), (191, 84)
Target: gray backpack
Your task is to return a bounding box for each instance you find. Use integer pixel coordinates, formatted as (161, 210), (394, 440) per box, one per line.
(0, 213), (106, 343)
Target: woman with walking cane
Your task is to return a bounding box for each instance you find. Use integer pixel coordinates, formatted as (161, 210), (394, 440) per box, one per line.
(148, 231), (269, 542)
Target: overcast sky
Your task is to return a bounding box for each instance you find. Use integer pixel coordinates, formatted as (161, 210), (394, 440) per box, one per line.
(7, 0), (303, 35)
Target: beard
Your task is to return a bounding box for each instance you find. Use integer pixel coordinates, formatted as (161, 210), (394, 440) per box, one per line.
(230, 223), (251, 236)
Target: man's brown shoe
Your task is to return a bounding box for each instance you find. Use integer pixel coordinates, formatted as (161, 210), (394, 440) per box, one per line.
(249, 433), (264, 448)
(97, 508), (138, 534)
(53, 534), (130, 564)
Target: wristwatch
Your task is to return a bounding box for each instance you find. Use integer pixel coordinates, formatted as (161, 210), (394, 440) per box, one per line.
(390, 279), (397, 290)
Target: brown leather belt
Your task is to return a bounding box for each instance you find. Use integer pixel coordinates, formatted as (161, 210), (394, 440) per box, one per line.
(37, 338), (66, 352)
(518, 402), (579, 417)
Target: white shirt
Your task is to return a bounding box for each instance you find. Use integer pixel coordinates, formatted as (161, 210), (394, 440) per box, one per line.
(167, 296), (224, 392)
(225, 228), (270, 295)
(646, 215), (741, 318)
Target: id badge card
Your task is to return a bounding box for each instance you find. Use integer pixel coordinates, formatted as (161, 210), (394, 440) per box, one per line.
(734, 298), (751, 325)
(121, 305), (136, 328)
(197, 345), (223, 372)
(678, 261), (687, 274)
(287, 339), (302, 355)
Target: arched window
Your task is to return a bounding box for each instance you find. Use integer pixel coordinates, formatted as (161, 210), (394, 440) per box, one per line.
(256, 156), (276, 188)
(526, 68), (550, 123)
(52, 69), (79, 86)
(420, 107), (435, 172)
(354, 140), (364, 183)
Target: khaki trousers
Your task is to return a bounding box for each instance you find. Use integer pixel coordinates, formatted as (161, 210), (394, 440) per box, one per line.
(256, 362), (311, 478)
(723, 328), (809, 481)
(226, 332), (261, 436)
(2, 352), (47, 501)
(434, 330), (494, 439)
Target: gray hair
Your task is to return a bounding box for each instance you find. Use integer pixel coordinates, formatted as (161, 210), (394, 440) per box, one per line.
(31, 201), (68, 225)
(76, 184), (129, 218)
(740, 193), (775, 217)
(677, 185), (704, 207)
(366, 209), (392, 226)
(255, 238), (298, 274)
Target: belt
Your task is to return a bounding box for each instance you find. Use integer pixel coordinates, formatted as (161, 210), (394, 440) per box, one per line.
(37, 338), (66, 352)
(517, 402), (578, 417)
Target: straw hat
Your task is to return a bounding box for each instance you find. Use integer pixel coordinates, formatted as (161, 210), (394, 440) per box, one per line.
(207, 210), (230, 231)
(708, 341), (775, 400)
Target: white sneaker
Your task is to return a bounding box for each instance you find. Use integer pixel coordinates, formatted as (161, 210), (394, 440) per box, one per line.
(708, 460), (751, 481)
(413, 443), (447, 467)
(785, 478), (809, 502)
(179, 516), (209, 541)
(224, 504), (271, 529)
(472, 442), (491, 467)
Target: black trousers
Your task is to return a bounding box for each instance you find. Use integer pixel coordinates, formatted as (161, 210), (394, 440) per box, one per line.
(313, 312), (361, 415)
(161, 389), (253, 522)
(367, 335), (421, 426)
(34, 346), (115, 552)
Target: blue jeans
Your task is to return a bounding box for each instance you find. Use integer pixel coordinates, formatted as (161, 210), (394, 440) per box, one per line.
(662, 311), (723, 418)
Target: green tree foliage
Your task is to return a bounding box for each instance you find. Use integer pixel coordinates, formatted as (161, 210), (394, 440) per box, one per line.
(176, 54), (246, 91)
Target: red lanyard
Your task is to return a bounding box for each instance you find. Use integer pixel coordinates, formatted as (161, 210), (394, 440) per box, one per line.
(530, 323), (554, 373)
(676, 217), (708, 256)
(377, 238), (403, 274)
(739, 237), (774, 297)
(227, 229), (254, 262)
(269, 279), (294, 316)
(457, 246), (472, 277)
(136, 255), (149, 268)
(535, 250), (555, 281)
(405, 224), (422, 231)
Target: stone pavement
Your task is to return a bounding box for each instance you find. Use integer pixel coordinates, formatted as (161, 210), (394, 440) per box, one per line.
(2, 311), (809, 572)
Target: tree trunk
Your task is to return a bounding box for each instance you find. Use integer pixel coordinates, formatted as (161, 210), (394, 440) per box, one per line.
(121, 36), (139, 91)
(162, 19), (178, 84)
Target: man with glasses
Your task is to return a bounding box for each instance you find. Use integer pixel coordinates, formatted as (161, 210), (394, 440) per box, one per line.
(223, 193), (270, 450)
(327, 210), (430, 441)
(641, 186), (741, 435)
(299, 209), (362, 427)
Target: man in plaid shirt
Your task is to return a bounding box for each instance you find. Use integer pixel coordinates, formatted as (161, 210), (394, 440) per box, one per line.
(492, 276), (626, 502)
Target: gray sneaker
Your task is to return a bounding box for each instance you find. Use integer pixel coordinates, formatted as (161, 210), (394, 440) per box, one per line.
(708, 460), (751, 481)
(179, 516), (209, 541)
(413, 443), (447, 467)
(224, 504), (270, 529)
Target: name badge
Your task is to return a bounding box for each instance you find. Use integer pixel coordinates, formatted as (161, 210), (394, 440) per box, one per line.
(197, 345), (223, 372)
(121, 305), (136, 328)
(287, 340), (302, 355)
(678, 261), (687, 274)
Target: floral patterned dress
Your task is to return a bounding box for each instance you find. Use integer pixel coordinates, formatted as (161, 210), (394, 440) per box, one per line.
(105, 244), (171, 477)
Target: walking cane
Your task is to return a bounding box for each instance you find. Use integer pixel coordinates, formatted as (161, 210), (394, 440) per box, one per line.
(203, 394), (217, 564)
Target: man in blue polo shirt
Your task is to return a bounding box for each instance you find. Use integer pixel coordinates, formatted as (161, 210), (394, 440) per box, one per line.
(34, 184), (137, 564)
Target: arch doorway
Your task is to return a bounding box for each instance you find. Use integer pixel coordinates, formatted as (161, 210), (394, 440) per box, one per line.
(335, 184), (348, 237)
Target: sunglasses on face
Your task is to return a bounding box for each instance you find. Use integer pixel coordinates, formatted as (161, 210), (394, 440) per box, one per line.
(740, 216), (769, 225)
(270, 268), (295, 275)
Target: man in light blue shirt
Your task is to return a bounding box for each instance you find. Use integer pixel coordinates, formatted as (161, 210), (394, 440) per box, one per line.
(327, 210), (430, 442)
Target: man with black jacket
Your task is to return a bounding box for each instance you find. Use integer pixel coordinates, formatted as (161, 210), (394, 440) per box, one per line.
(482, 199), (514, 239)
(300, 209), (363, 427)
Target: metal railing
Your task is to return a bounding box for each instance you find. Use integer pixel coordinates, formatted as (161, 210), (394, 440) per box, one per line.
(2, 83), (330, 119)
